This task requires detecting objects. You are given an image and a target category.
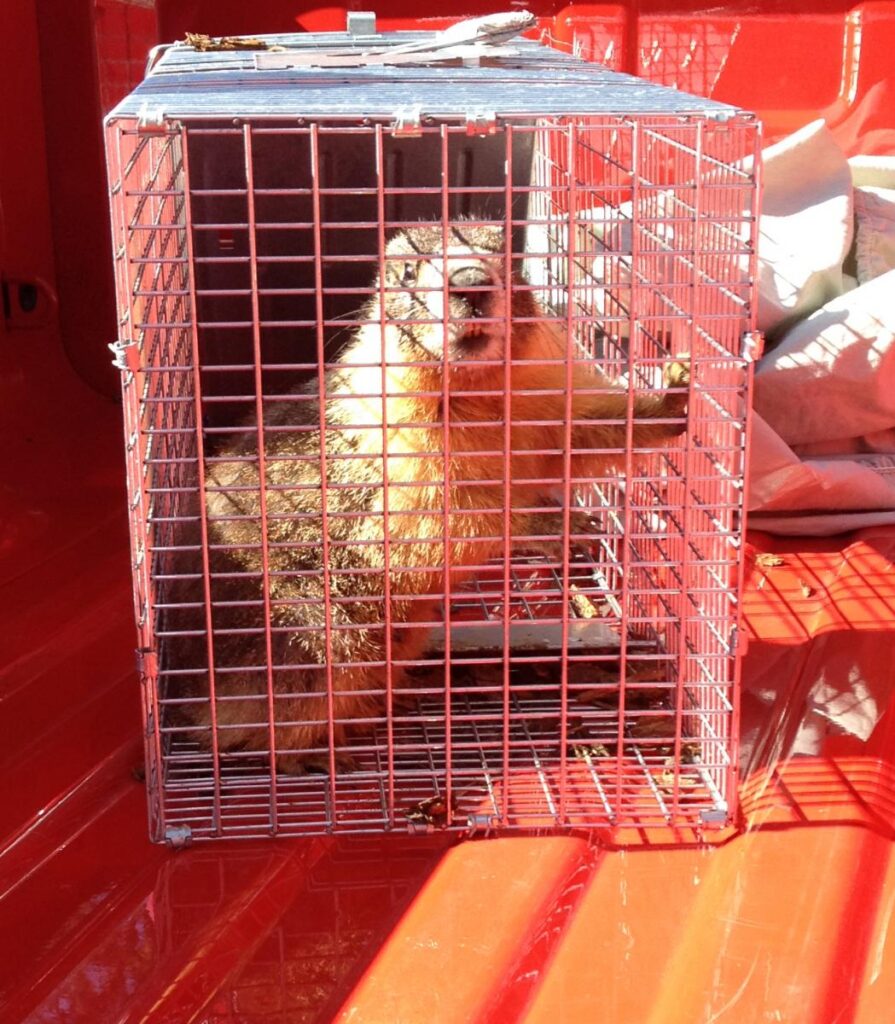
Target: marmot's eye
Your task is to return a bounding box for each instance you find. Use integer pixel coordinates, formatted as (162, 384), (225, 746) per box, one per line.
(401, 261), (416, 285)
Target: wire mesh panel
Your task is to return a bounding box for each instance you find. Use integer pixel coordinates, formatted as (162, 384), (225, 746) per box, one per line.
(105, 28), (761, 843)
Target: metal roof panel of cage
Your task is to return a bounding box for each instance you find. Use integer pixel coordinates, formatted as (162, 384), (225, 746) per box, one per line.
(105, 30), (749, 126)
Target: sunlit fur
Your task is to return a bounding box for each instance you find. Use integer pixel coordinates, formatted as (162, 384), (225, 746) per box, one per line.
(187, 222), (689, 772)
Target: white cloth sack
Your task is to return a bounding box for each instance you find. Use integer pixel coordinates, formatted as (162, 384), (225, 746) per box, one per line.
(753, 269), (895, 445)
(749, 268), (895, 534)
(745, 132), (895, 535)
(748, 413), (895, 535)
(756, 120), (854, 334)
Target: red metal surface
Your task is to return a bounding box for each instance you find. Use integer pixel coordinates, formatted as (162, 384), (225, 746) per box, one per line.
(4, 2), (895, 1022)
(6, 523), (895, 1021)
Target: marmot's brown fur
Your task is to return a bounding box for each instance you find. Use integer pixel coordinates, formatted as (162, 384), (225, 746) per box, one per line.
(185, 222), (689, 772)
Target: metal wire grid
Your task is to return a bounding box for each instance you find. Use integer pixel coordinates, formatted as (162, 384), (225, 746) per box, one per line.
(108, 128), (195, 838)
(106, 112), (759, 841)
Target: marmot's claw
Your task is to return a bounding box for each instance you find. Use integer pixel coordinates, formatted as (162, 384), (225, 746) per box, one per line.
(663, 356), (690, 390)
(661, 356), (691, 428)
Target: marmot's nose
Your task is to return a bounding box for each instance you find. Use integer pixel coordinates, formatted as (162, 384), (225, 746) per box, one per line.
(448, 264), (492, 291)
(449, 264), (495, 318)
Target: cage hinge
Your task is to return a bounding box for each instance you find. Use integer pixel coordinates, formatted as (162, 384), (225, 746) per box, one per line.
(391, 104), (423, 138)
(136, 101), (168, 133)
(165, 825), (193, 850)
(135, 647), (158, 677)
(699, 806), (729, 827)
(741, 330), (765, 362)
(109, 339), (140, 373)
(465, 108), (497, 136)
(466, 813), (498, 834)
(729, 625), (748, 657)
(346, 10), (376, 36)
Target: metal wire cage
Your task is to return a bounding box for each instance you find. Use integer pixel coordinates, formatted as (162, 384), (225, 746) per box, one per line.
(105, 26), (761, 844)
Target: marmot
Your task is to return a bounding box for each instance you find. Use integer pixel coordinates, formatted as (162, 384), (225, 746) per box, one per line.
(185, 222), (689, 772)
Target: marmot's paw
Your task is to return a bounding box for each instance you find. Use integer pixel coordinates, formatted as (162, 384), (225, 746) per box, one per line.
(276, 750), (359, 775)
(520, 507), (603, 558)
(661, 356), (690, 427)
(662, 356), (690, 390)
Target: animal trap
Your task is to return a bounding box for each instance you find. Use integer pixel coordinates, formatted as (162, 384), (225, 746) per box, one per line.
(105, 16), (759, 843)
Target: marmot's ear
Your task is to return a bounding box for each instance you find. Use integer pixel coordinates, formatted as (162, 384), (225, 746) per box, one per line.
(383, 235), (404, 257)
(450, 221), (506, 255)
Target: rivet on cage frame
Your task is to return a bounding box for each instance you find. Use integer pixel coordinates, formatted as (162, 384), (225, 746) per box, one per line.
(104, 22), (761, 843)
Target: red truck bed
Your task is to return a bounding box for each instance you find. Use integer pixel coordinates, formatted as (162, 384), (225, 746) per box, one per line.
(3, 2), (895, 1021)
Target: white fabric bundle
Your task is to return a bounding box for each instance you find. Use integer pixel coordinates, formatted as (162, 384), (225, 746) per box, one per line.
(748, 122), (895, 534)
(527, 117), (895, 533)
(754, 120), (855, 333)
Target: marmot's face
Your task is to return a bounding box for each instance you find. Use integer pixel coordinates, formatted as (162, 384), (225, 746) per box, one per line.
(380, 223), (510, 364)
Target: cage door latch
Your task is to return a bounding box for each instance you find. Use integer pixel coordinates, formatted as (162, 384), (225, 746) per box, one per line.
(465, 108), (497, 136)
(109, 339), (140, 373)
